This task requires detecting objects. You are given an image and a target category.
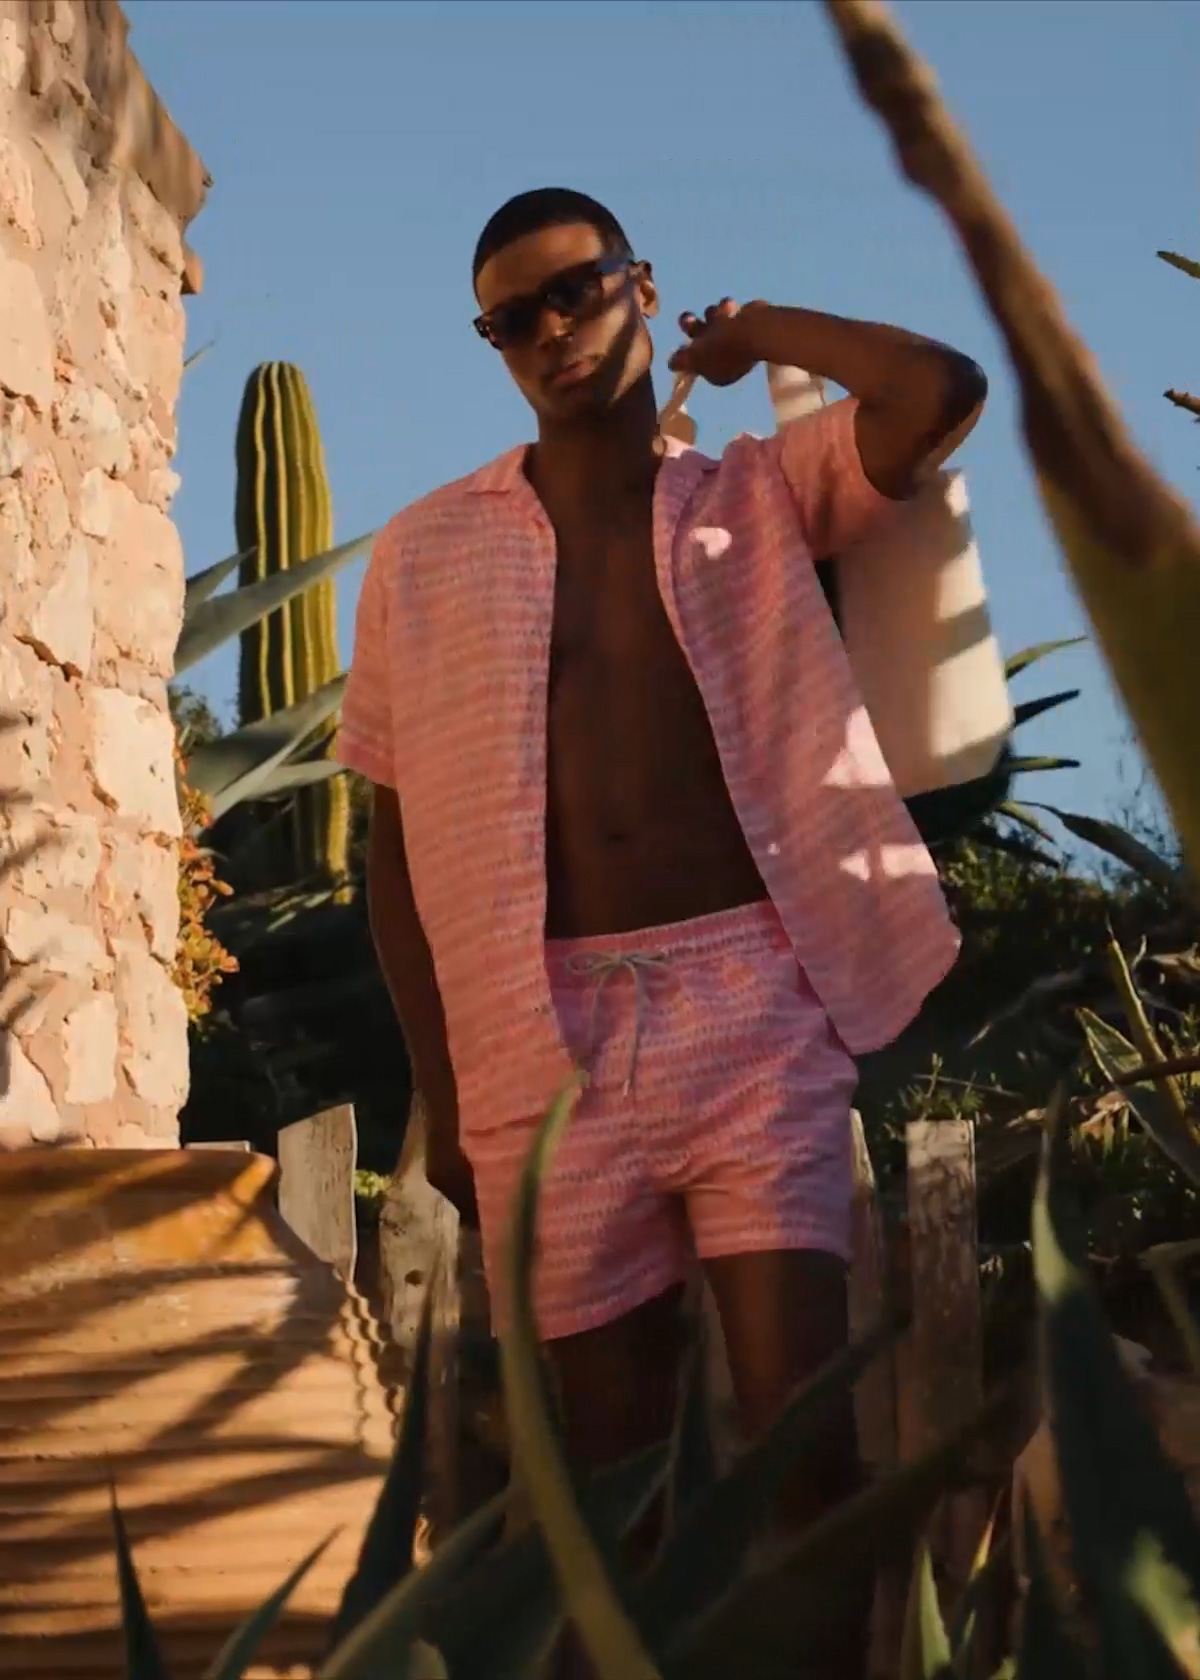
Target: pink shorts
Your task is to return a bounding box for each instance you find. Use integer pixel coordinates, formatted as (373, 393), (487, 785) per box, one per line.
(466, 900), (858, 1343)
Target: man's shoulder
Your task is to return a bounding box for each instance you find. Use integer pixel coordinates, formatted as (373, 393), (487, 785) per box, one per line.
(375, 447), (524, 564)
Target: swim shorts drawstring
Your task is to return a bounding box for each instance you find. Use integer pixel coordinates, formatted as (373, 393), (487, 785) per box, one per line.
(564, 949), (671, 1096)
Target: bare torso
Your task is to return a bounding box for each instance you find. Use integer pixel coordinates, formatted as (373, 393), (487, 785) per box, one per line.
(543, 479), (767, 939)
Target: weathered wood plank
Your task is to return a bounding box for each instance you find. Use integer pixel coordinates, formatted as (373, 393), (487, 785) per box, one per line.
(848, 1111), (906, 1678)
(276, 1104), (358, 1282)
(849, 1109), (897, 1476)
(904, 1117), (986, 1589)
(378, 1092), (463, 1542)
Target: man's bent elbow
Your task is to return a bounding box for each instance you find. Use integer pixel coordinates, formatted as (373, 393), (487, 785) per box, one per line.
(934, 350), (988, 439)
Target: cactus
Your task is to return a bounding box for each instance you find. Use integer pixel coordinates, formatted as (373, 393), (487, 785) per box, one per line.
(234, 362), (350, 883)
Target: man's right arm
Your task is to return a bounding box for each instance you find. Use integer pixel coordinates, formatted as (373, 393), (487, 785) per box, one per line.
(335, 529), (477, 1224)
(366, 784), (478, 1226)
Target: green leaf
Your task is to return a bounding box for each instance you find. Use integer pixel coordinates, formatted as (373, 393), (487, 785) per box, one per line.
(321, 1489), (505, 1679)
(184, 549), (255, 615)
(253, 758), (348, 798)
(636, 1316), (899, 1646)
(110, 1485), (172, 1680)
(1011, 688), (1081, 729)
(1006, 754), (1081, 774)
(899, 1541), (952, 1680)
(659, 1302), (717, 1546)
(997, 800), (1057, 842)
(186, 677), (347, 821)
(1004, 637), (1086, 679)
(176, 529), (374, 673)
(1033, 1102), (1200, 1663)
(1124, 1529), (1200, 1676)
(1029, 805), (1195, 904)
(668, 1387), (1016, 1679)
(1015, 1508), (1089, 1679)
(325, 1286), (435, 1660)
(949, 1493), (1003, 1661)
(1078, 1008), (1200, 1186)
(427, 1442), (668, 1678)
(1158, 250), (1200, 282)
(499, 1077), (663, 1680)
(204, 1535), (334, 1680)
(183, 340), (216, 373)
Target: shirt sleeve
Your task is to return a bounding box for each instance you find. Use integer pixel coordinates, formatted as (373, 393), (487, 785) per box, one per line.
(777, 396), (900, 559)
(335, 531), (397, 788)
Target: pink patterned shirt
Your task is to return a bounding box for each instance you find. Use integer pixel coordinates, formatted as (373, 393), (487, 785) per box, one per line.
(337, 399), (960, 1136)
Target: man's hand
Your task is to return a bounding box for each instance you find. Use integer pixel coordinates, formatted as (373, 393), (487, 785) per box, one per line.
(668, 299), (766, 387)
(424, 1104), (480, 1229)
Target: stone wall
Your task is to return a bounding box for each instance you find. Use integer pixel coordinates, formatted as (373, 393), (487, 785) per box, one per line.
(0, 0), (207, 1147)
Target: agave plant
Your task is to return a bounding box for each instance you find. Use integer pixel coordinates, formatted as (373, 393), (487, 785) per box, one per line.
(177, 527), (373, 828)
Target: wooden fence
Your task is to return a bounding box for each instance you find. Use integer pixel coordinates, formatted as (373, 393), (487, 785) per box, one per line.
(191, 1102), (998, 1675)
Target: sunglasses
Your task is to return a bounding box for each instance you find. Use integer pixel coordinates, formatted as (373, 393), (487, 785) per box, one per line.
(473, 255), (639, 351)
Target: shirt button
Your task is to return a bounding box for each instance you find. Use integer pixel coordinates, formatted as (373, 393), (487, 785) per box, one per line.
(767, 842), (781, 858)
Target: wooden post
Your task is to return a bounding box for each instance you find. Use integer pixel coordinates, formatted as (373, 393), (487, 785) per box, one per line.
(903, 1119), (986, 1590)
(848, 1111), (906, 1678)
(849, 1110), (897, 1476)
(276, 1104), (358, 1283)
(378, 1093), (462, 1543)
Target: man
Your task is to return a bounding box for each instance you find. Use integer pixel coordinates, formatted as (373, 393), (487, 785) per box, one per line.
(338, 187), (985, 1666)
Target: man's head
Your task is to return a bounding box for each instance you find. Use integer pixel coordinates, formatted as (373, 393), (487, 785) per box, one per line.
(472, 187), (659, 423)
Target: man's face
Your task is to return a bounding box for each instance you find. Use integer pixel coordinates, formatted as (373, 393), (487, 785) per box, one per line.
(474, 221), (658, 423)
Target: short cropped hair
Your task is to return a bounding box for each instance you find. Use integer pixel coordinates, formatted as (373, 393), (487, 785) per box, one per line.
(472, 188), (633, 286)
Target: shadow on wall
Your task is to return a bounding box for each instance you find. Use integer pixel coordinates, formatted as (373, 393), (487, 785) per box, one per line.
(0, 711), (55, 1105)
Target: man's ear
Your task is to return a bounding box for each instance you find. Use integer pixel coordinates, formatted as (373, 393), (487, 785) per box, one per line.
(637, 260), (659, 321)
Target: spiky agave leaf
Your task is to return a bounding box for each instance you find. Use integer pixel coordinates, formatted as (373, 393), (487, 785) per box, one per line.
(254, 758), (349, 798)
(1078, 1003), (1200, 1188)
(110, 1485), (172, 1680)
(185, 677), (347, 822)
(1158, 251), (1200, 282)
(342, 1442), (669, 1680)
(1011, 688), (1081, 728)
(175, 530), (373, 674)
(325, 1286), (435, 1660)
(666, 1385), (1017, 1680)
(1033, 1084), (1200, 1668)
(634, 1316), (899, 1647)
(184, 549), (255, 615)
(498, 1077), (663, 1680)
(1004, 638), (1087, 680)
(1030, 805), (1195, 906)
(203, 1535), (334, 1680)
(898, 1541), (952, 1680)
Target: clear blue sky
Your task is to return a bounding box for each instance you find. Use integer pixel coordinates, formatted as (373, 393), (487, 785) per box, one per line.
(126, 0), (1200, 831)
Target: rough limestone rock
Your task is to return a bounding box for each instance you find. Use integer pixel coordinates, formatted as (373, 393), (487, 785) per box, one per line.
(0, 0), (206, 1147)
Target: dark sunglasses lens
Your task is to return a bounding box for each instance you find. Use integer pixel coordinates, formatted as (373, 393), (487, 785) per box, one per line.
(544, 268), (602, 318)
(488, 298), (540, 349)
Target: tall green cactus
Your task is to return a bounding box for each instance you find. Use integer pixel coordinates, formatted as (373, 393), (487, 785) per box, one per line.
(234, 363), (350, 883)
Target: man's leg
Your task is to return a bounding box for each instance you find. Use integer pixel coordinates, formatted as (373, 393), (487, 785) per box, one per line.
(543, 1282), (685, 1470)
(703, 1248), (869, 1678)
(536, 1285), (686, 1680)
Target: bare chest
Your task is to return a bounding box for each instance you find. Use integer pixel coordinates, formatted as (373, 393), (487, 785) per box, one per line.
(548, 519), (688, 697)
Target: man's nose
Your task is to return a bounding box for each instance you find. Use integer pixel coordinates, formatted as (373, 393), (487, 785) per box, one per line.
(535, 305), (573, 349)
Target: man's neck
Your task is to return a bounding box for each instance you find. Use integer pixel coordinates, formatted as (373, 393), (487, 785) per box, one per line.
(525, 376), (663, 519)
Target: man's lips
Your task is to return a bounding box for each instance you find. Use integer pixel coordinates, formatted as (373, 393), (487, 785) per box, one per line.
(544, 356), (599, 389)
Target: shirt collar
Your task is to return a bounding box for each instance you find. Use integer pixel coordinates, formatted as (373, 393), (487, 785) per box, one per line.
(466, 435), (718, 498)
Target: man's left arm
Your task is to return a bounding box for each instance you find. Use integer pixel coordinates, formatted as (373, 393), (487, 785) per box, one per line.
(672, 300), (988, 502)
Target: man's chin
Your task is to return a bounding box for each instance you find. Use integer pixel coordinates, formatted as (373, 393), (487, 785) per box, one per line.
(537, 382), (614, 424)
